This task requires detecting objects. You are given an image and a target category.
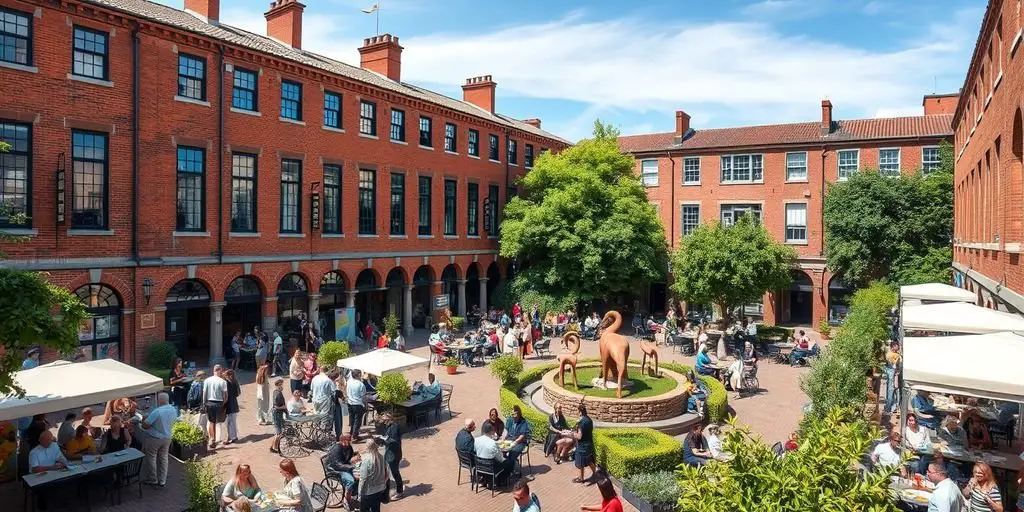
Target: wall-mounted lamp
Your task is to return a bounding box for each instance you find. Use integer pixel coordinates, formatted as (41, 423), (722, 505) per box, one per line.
(142, 278), (153, 306)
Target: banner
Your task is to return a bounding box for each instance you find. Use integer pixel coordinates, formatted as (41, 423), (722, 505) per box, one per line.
(334, 307), (359, 343)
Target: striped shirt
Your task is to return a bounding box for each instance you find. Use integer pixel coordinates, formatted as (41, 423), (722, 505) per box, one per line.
(968, 485), (1000, 512)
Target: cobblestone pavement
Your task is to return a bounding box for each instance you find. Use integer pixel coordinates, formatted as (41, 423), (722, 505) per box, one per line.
(3, 330), (812, 512)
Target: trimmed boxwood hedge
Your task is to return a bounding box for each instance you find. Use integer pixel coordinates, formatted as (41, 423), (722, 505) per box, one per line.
(659, 362), (728, 423)
(593, 428), (682, 478)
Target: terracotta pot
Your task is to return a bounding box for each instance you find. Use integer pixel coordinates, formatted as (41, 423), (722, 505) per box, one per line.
(446, 366), (458, 375)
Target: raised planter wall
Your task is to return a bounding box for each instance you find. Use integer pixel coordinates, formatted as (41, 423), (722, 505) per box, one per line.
(541, 364), (687, 423)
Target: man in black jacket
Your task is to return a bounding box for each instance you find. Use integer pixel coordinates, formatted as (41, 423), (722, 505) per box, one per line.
(456, 419), (476, 455)
(326, 434), (359, 504)
(378, 413), (404, 500)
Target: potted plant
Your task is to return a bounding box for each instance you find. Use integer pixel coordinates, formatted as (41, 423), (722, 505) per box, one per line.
(375, 373), (411, 418)
(170, 419), (207, 461)
(620, 471), (681, 512)
(184, 458), (222, 512)
(316, 341), (351, 372)
(818, 318), (832, 340)
(443, 356), (460, 375)
(383, 312), (400, 340)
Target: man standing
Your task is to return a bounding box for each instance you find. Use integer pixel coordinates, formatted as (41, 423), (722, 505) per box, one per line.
(140, 392), (176, 487)
(456, 419), (475, 455)
(310, 367), (337, 415)
(511, 478), (541, 512)
(271, 331), (285, 376)
(926, 461), (964, 512)
(345, 369), (366, 440)
(379, 413), (404, 500)
(202, 365), (228, 449)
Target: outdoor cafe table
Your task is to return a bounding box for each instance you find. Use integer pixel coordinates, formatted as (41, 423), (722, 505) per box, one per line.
(21, 447), (145, 511)
(889, 476), (932, 511)
(914, 444), (1024, 473)
(281, 412), (332, 457)
(933, 402), (1000, 422)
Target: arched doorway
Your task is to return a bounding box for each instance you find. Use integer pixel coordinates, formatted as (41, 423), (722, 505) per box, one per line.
(786, 271), (813, 325)
(827, 275), (852, 325)
(277, 273), (308, 340)
(165, 279), (212, 360)
(319, 271), (347, 339)
(224, 276), (262, 345)
(385, 268), (406, 323)
(466, 263), (481, 312)
(74, 284), (122, 361)
(355, 269), (383, 329)
(486, 262), (501, 309)
(412, 266), (434, 328)
(441, 264), (460, 315)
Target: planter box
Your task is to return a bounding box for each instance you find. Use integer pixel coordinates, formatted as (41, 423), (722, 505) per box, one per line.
(612, 476), (677, 512)
(170, 440), (207, 461)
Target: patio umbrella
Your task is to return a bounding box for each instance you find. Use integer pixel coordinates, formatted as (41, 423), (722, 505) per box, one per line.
(336, 348), (429, 376)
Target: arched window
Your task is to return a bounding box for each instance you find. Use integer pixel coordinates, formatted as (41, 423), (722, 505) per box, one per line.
(225, 276), (261, 303)
(277, 273), (309, 337)
(166, 279), (212, 305)
(355, 270), (379, 291)
(74, 284), (122, 361)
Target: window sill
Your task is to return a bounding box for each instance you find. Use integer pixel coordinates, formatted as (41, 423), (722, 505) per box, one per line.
(489, 159), (501, 164)
(785, 240), (809, 246)
(468, 154), (480, 160)
(359, 133), (379, 140)
(389, 234), (407, 239)
(229, 232), (261, 238)
(321, 233), (344, 238)
(682, 182), (701, 186)
(419, 145), (435, 151)
(994, 71), (1003, 90)
(279, 233), (306, 238)
(720, 181), (765, 185)
(985, 92), (993, 109)
(174, 96), (211, 107)
(173, 231), (211, 237)
(417, 235), (434, 239)
(445, 150), (459, 156)
(510, 163), (519, 168)
(443, 235), (459, 239)
(280, 117), (305, 126)
(1013, 29), (1023, 56)
(642, 182), (660, 188)
(1, 228), (38, 236)
(322, 125), (344, 133)
(0, 61), (37, 74)
(357, 234), (379, 238)
(467, 235), (481, 239)
(785, 179), (809, 184)
(230, 107), (261, 117)
(391, 139), (407, 145)
(68, 229), (115, 236)
(487, 236), (498, 240)
(1004, 243), (1022, 254)
(67, 73), (114, 88)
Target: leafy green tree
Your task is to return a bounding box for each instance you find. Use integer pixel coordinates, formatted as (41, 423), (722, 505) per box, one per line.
(498, 120), (668, 304)
(670, 216), (796, 322)
(823, 141), (953, 286)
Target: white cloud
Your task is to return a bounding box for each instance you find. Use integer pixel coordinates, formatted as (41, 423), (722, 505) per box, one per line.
(741, 0), (826, 19)
(863, 1), (887, 15)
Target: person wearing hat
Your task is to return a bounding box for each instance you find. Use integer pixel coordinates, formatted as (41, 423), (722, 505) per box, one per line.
(21, 348), (40, 370)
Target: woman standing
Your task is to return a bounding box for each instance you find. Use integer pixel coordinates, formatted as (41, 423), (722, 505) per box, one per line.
(255, 326), (268, 368)
(256, 361), (272, 426)
(962, 462), (1003, 512)
(168, 358), (189, 410)
(225, 369), (241, 444)
(275, 458), (313, 512)
(229, 331), (243, 371)
(270, 379), (287, 454)
(289, 350), (306, 395)
(580, 475), (624, 512)
(358, 438), (392, 512)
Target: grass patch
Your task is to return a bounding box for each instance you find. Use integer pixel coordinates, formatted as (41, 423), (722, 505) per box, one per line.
(606, 432), (658, 451)
(560, 366), (678, 399)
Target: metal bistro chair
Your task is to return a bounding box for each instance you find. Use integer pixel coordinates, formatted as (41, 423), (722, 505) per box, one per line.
(310, 482), (330, 512)
(118, 457), (144, 501)
(472, 455), (507, 497)
(438, 383), (454, 421)
(532, 338), (551, 358)
(319, 454), (348, 509)
(456, 450), (476, 488)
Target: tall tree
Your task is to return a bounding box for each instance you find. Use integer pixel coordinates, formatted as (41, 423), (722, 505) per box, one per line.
(499, 120), (668, 303)
(823, 141), (953, 286)
(670, 216), (796, 321)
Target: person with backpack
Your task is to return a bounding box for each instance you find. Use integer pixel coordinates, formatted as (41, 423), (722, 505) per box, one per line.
(186, 371), (206, 412)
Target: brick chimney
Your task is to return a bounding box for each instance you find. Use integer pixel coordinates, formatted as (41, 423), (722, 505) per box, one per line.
(821, 99), (833, 134)
(523, 118), (541, 129)
(923, 92), (960, 116)
(184, 0), (219, 22)
(358, 34), (403, 82)
(674, 110), (691, 144)
(265, 0), (305, 49)
(462, 75), (496, 114)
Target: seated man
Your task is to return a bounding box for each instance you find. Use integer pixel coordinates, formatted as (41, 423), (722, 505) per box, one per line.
(504, 405), (532, 465)
(682, 424), (712, 467)
(57, 412), (77, 447)
(65, 425), (98, 460)
(474, 422), (513, 483)
(483, 330), (499, 357)
(421, 373), (442, 400)
(29, 431), (69, 510)
(870, 427), (905, 476)
(326, 434), (360, 505)
(456, 419), (476, 456)
(911, 390), (941, 430)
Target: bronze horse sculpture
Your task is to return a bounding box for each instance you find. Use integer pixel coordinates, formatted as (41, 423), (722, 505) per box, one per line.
(557, 331), (582, 389)
(598, 311), (631, 398)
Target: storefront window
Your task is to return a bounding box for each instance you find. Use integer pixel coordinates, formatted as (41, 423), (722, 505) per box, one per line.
(277, 273), (308, 339)
(74, 284), (121, 361)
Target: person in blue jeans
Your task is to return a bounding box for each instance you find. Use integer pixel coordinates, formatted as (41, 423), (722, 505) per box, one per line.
(325, 434), (359, 507)
(682, 423), (712, 466)
(883, 341), (901, 413)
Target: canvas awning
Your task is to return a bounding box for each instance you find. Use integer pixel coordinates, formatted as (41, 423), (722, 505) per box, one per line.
(0, 359), (164, 422)
(901, 301), (1024, 334)
(900, 283), (975, 303)
(337, 348), (429, 376)
(903, 332), (1024, 402)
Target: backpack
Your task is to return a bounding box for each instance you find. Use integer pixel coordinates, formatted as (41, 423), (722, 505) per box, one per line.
(186, 381), (203, 410)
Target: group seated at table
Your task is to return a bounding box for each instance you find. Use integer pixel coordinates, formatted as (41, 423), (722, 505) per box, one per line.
(911, 390), (1016, 450)
(453, 404), (540, 488)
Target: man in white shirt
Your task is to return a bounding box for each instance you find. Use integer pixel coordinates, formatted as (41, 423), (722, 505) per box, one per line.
(503, 328), (519, 355)
(29, 430), (68, 510)
(202, 365), (229, 448)
(871, 427), (904, 474)
(140, 392), (176, 487)
(271, 331), (285, 376)
(345, 370), (367, 440)
(926, 461), (964, 512)
(474, 422), (513, 478)
(310, 368), (338, 415)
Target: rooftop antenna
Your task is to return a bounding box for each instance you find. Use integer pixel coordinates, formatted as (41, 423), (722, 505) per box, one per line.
(362, 3), (381, 36)
(933, 75), (937, 94)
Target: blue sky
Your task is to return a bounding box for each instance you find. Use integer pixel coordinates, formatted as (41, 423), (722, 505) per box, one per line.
(157, 0), (986, 141)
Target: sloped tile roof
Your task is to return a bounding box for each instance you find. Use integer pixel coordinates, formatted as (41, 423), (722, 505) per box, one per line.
(618, 114), (953, 153)
(84, 0), (570, 145)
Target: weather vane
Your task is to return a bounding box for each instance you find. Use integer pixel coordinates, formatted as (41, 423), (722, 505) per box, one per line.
(362, 3), (380, 36)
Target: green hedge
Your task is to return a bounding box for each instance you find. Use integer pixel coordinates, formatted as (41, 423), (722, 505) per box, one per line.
(594, 428), (682, 478)
(659, 362), (728, 423)
(756, 325), (793, 342)
(147, 368), (171, 386)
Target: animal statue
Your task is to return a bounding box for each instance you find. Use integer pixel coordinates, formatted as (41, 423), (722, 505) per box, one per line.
(598, 311), (631, 398)
(557, 332), (582, 389)
(438, 308), (453, 330)
(639, 339), (659, 376)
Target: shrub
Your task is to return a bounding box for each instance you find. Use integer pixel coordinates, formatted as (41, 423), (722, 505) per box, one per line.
(818, 318), (832, 337)
(756, 325), (793, 342)
(145, 341), (178, 370)
(489, 354), (524, 387)
(148, 368), (171, 385)
(443, 356), (460, 368)
(383, 313), (400, 339)
(594, 428), (682, 478)
(376, 373), (411, 407)
(622, 471), (682, 506)
(316, 341), (351, 370)
(172, 421), (206, 447)
(514, 362), (559, 390)
(450, 316), (466, 332)
(184, 458), (222, 512)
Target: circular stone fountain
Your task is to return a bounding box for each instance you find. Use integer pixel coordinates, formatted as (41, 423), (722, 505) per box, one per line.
(539, 363), (689, 424)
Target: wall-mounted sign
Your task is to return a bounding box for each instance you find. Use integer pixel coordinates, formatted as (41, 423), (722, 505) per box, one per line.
(433, 294), (449, 310)
(56, 169), (66, 225)
(483, 195), (492, 234)
(310, 192), (321, 231)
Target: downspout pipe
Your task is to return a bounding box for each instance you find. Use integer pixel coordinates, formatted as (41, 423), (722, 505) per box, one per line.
(131, 25), (140, 264)
(667, 152), (676, 248)
(217, 46), (225, 264)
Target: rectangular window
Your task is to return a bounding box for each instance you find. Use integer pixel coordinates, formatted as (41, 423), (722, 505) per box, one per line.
(525, 144), (534, 168)
(444, 179), (457, 236)
(785, 203), (808, 243)
(418, 176), (432, 236)
(359, 100), (377, 136)
(640, 159), (659, 186)
(390, 109), (405, 142)
(468, 130), (479, 156)
(508, 139), (518, 165)
(419, 116), (433, 147)
(879, 148), (900, 177)
(681, 204), (700, 236)
(176, 146), (205, 231)
(0, 121), (30, 227)
(489, 134), (500, 161)
(922, 147), (941, 174)
(467, 182), (479, 236)
(279, 159), (301, 233)
(72, 26), (108, 80)
(444, 123), (457, 152)
(230, 153), (257, 233)
(0, 7), (31, 65)
(390, 173), (405, 236)
(720, 204), (762, 227)
(280, 80), (302, 121)
(323, 91), (341, 128)
(786, 152), (808, 181)
(71, 130), (107, 229)
(720, 154), (763, 183)
(323, 164), (341, 234)
(838, 149), (859, 180)
(683, 157), (700, 184)
(487, 184), (499, 235)
(231, 68), (258, 111)
(177, 53), (206, 101)
(358, 169), (376, 235)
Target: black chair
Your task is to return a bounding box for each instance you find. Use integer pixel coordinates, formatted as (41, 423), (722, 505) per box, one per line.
(411, 404), (430, 429)
(472, 455), (507, 497)
(532, 338), (551, 357)
(310, 481), (330, 512)
(456, 450), (476, 488)
(119, 457), (144, 500)
(988, 418), (1016, 447)
(438, 384), (454, 420)
(319, 454), (348, 509)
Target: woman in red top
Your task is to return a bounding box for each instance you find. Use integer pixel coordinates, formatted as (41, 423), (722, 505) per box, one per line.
(580, 476), (623, 512)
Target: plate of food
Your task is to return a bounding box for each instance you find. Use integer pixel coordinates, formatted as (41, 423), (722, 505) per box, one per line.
(497, 440), (513, 450)
(900, 489), (931, 505)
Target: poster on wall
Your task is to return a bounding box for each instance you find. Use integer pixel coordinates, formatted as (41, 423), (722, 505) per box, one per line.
(334, 307), (359, 343)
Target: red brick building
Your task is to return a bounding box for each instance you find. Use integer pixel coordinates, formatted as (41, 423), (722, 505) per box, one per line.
(951, 0), (1024, 315)
(0, 0), (568, 364)
(620, 97), (954, 327)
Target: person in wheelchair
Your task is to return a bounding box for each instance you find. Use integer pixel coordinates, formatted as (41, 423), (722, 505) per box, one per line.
(325, 433), (360, 508)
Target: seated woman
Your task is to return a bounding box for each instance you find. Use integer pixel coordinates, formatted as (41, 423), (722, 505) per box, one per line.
(967, 417), (992, 450)
(222, 463), (262, 510)
(682, 424), (712, 467)
(695, 345), (716, 376)
(275, 459), (312, 512)
(706, 424), (730, 460)
(287, 389), (311, 418)
(937, 415), (968, 448)
(544, 405), (575, 463)
(100, 415), (132, 454)
(483, 408), (505, 439)
(102, 397), (139, 426)
(65, 425), (98, 460)
(685, 377), (708, 415)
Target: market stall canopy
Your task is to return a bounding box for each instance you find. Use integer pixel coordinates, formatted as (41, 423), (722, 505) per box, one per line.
(903, 331), (1024, 402)
(900, 283), (975, 303)
(901, 301), (1024, 334)
(337, 348), (429, 376)
(0, 359), (164, 422)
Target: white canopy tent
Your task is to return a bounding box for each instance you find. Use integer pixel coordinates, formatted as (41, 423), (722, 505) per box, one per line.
(899, 283), (975, 303)
(903, 331), (1024, 402)
(0, 359), (164, 422)
(337, 348), (429, 376)
(901, 301), (1024, 334)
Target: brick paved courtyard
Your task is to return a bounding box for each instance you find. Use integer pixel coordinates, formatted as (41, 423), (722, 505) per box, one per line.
(1, 331), (813, 512)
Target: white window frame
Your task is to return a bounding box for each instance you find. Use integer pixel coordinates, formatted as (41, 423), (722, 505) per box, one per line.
(681, 203), (700, 236)
(837, 149), (859, 181)
(879, 148), (901, 177)
(640, 159), (659, 187)
(921, 146), (941, 175)
(785, 151), (808, 182)
(720, 203), (762, 226)
(784, 202), (808, 244)
(682, 156), (701, 185)
(720, 154), (764, 184)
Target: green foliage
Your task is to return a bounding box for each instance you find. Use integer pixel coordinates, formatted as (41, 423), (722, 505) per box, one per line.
(661, 362), (728, 423)
(316, 341), (351, 370)
(671, 216), (796, 320)
(594, 428), (682, 478)
(145, 341), (179, 370)
(498, 386), (552, 444)
(567, 366), (678, 398)
(513, 362), (559, 390)
(501, 285), (579, 319)
(376, 373), (411, 406)
(184, 458), (222, 512)
(849, 282), (898, 319)
(823, 142), (953, 287)
(443, 356), (460, 368)
(499, 120), (668, 303)
(383, 313), (399, 339)
(622, 471), (682, 505)
(676, 408), (897, 512)
(756, 325), (794, 342)
(0, 269), (89, 397)
(172, 421), (206, 447)
(148, 368), (171, 385)
(489, 353), (524, 387)
(449, 316), (466, 332)
(490, 280), (514, 311)
(818, 318), (832, 337)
